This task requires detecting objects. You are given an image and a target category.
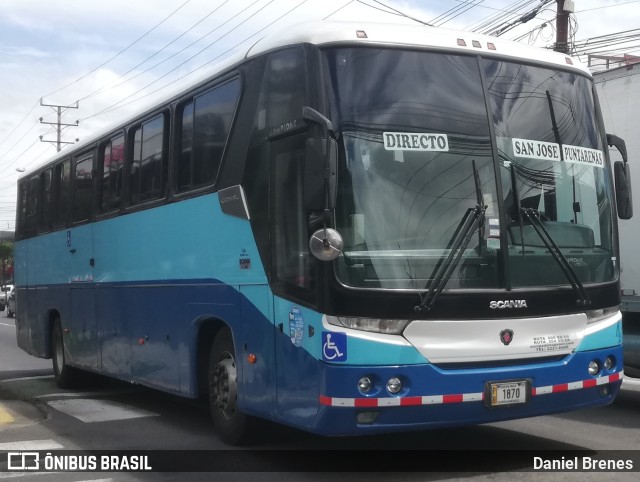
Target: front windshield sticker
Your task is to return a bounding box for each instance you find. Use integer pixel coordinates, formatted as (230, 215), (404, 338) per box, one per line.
(383, 132), (449, 152)
(512, 138), (604, 169)
(562, 145), (604, 169)
(512, 138), (560, 162)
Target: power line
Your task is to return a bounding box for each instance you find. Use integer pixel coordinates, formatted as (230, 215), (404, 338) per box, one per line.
(75, 0), (234, 104)
(80, 0), (273, 123)
(43, 0), (193, 99)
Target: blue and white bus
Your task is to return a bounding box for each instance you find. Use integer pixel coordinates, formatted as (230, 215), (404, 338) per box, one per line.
(14, 21), (633, 444)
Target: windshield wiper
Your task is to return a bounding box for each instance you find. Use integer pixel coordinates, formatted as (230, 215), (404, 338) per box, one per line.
(414, 161), (487, 313)
(509, 162), (590, 306)
(520, 208), (591, 306)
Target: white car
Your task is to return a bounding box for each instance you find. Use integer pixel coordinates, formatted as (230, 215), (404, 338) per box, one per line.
(0, 284), (12, 312)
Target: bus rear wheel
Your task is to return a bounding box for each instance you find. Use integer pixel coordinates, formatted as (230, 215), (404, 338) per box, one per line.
(208, 328), (252, 445)
(51, 318), (79, 389)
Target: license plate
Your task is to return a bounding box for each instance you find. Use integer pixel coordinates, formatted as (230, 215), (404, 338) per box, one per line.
(486, 380), (530, 407)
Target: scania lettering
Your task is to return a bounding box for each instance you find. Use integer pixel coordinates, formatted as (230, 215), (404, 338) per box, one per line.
(13, 21), (630, 445)
(490, 300), (529, 309)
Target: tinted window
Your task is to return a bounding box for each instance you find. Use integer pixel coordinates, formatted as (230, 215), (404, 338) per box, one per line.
(53, 160), (71, 228)
(24, 175), (40, 236)
(130, 115), (165, 203)
(271, 134), (315, 301)
(73, 155), (94, 222)
(178, 79), (240, 192)
(101, 134), (125, 212)
(41, 169), (53, 231)
(253, 48), (306, 142)
(178, 102), (194, 190)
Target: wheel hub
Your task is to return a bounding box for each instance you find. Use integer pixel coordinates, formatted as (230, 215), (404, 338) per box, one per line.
(212, 354), (237, 419)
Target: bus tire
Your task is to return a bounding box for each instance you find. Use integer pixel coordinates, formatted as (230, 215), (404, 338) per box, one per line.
(51, 318), (79, 389)
(208, 328), (252, 445)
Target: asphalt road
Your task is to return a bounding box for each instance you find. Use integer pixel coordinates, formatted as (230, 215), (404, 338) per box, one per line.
(1, 315), (639, 481)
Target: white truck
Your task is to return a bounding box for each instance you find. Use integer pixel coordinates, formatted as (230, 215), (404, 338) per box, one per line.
(594, 63), (640, 375)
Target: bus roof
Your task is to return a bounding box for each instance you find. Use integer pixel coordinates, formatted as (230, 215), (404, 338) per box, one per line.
(20, 20), (590, 179)
(246, 20), (590, 75)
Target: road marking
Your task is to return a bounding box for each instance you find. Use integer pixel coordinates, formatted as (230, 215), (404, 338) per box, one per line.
(0, 375), (54, 384)
(36, 390), (135, 399)
(0, 405), (15, 425)
(0, 322), (14, 327)
(0, 439), (64, 451)
(47, 399), (159, 423)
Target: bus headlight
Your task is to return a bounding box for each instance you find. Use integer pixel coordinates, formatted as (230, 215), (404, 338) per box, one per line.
(326, 316), (410, 334)
(358, 377), (373, 393)
(603, 356), (615, 371)
(588, 360), (600, 376)
(585, 306), (619, 324)
(386, 377), (402, 394)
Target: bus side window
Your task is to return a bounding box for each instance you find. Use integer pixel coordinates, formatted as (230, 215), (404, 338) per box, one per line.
(130, 114), (166, 204)
(177, 78), (241, 192)
(73, 155), (94, 223)
(252, 47), (306, 142)
(16, 181), (28, 238)
(52, 160), (71, 229)
(40, 168), (53, 232)
(25, 175), (40, 237)
(100, 134), (125, 212)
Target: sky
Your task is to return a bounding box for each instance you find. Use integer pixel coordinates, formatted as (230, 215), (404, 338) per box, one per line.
(1, 0), (639, 230)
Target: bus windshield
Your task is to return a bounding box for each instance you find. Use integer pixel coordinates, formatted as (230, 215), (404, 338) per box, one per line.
(325, 47), (615, 291)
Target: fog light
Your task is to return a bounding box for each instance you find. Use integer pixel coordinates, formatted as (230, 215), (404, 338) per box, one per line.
(599, 385), (611, 397)
(356, 411), (378, 424)
(358, 376), (372, 393)
(603, 356), (615, 371)
(386, 377), (402, 394)
(588, 360), (600, 376)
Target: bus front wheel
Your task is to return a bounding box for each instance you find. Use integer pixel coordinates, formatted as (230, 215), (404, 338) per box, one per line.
(51, 318), (79, 389)
(208, 328), (252, 445)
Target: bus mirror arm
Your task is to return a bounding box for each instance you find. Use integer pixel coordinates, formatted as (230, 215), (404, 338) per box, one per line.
(607, 134), (633, 220)
(302, 107), (338, 212)
(303, 107), (343, 261)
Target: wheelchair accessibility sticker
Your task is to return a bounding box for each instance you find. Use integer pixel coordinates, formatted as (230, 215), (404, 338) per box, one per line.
(322, 331), (347, 362)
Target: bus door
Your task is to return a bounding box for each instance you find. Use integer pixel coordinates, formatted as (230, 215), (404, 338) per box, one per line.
(67, 153), (98, 369)
(270, 133), (320, 429)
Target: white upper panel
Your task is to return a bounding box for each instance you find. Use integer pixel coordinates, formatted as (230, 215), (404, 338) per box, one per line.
(246, 20), (590, 76)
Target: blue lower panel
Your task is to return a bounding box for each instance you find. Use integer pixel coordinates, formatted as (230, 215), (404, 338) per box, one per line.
(307, 346), (623, 436)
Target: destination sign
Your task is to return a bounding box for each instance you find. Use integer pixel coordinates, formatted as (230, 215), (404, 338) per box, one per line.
(512, 138), (604, 169)
(383, 132), (449, 152)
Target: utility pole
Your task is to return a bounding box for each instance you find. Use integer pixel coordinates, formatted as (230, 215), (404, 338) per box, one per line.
(39, 98), (80, 152)
(554, 0), (575, 54)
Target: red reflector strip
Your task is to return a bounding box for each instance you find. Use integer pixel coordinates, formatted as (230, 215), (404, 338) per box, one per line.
(583, 379), (598, 388)
(318, 371), (623, 408)
(354, 397), (378, 408)
(443, 394), (464, 404)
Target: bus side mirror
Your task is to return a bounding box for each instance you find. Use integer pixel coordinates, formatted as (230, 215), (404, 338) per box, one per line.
(608, 134), (633, 220)
(614, 161), (633, 219)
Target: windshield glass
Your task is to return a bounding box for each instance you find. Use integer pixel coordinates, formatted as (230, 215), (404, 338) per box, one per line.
(485, 60), (615, 287)
(324, 47), (616, 291)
